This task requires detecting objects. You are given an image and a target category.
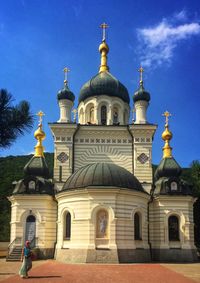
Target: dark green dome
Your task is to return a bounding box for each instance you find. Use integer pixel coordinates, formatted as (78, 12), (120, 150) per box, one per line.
(24, 156), (49, 179)
(133, 82), (150, 103)
(155, 157), (182, 181)
(79, 71), (130, 104)
(57, 84), (75, 102)
(62, 162), (145, 192)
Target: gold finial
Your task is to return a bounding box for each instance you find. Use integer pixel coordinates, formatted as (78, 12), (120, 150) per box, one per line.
(100, 22), (109, 41)
(34, 111), (46, 157)
(138, 66), (144, 85)
(99, 23), (109, 73)
(161, 111), (173, 158)
(63, 67), (70, 85)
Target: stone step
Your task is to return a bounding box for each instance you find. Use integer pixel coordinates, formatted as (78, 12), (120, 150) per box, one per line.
(6, 246), (22, 262)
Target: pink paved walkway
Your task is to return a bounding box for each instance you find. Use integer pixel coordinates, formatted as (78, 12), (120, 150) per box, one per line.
(0, 260), (197, 283)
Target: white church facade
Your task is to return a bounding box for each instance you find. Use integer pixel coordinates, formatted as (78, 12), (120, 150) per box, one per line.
(8, 25), (197, 263)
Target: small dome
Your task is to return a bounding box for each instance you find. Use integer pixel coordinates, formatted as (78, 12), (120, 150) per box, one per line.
(57, 84), (75, 102)
(79, 71), (130, 104)
(34, 126), (45, 141)
(24, 156), (49, 178)
(99, 41), (109, 53)
(62, 163), (145, 192)
(155, 157), (182, 181)
(133, 83), (150, 103)
(162, 127), (172, 141)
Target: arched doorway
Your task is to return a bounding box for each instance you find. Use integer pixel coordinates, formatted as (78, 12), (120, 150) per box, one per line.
(25, 215), (36, 247)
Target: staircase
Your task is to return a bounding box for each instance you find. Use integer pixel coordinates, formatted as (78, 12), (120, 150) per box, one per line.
(6, 246), (22, 261)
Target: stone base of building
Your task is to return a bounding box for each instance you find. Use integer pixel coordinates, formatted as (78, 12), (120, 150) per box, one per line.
(55, 248), (151, 263)
(152, 249), (198, 262)
(35, 248), (55, 259)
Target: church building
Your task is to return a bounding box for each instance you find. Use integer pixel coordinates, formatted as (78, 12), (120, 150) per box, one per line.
(8, 24), (197, 263)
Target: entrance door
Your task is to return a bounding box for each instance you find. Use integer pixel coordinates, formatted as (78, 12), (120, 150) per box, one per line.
(25, 215), (36, 247)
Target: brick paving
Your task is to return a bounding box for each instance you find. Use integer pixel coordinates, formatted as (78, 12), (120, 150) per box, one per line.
(0, 259), (200, 283)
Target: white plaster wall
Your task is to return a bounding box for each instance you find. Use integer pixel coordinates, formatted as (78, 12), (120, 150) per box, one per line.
(56, 188), (149, 252)
(8, 195), (57, 249)
(74, 126), (133, 173)
(149, 196), (196, 250)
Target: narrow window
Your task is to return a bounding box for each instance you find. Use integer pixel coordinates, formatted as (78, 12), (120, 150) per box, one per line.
(59, 166), (62, 182)
(113, 107), (119, 125)
(65, 212), (71, 239)
(101, 106), (107, 125)
(90, 107), (94, 124)
(168, 215), (179, 241)
(134, 213), (141, 240)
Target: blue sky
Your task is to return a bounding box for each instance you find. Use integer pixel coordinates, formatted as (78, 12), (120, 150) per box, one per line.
(0, 0), (200, 167)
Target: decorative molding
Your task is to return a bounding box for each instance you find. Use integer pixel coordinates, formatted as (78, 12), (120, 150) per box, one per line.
(137, 153), (149, 164)
(57, 152), (69, 163)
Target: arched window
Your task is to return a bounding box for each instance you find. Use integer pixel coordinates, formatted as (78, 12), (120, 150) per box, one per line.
(134, 213), (141, 240)
(65, 212), (71, 239)
(113, 107), (119, 125)
(96, 209), (108, 238)
(101, 106), (107, 125)
(168, 215), (179, 241)
(90, 107), (94, 124)
(171, 181), (178, 191)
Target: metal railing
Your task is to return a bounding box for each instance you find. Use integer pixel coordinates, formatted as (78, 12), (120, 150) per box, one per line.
(7, 237), (22, 257)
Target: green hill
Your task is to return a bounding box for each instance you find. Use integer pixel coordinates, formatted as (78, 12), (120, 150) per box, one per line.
(0, 153), (53, 241)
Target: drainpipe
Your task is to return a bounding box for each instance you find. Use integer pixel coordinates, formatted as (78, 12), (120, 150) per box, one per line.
(127, 125), (134, 174)
(148, 192), (154, 261)
(72, 124), (80, 173)
(53, 194), (58, 260)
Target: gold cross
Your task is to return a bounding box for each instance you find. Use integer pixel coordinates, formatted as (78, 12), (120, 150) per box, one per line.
(37, 110), (45, 124)
(100, 22), (109, 41)
(63, 67), (70, 84)
(162, 111), (172, 125)
(138, 66), (144, 82)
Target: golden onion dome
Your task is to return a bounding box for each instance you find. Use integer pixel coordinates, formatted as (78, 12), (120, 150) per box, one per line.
(34, 124), (46, 141)
(99, 41), (109, 53)
(162, 126), (172, 141)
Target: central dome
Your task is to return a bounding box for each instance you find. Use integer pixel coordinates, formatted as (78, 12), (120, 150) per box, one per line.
(79, 71), (130, 104)
(62, 163), (144, 192)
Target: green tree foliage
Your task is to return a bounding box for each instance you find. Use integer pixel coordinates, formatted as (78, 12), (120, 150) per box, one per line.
(190, 160), (200, 197)
(0, 89), (34, 148)
(181, 160), (200, 247)
(189, 160), (200, 248)
(0, 153), (53, 241)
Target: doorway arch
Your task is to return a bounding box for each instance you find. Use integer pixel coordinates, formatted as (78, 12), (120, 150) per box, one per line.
(25, 215), (36, 247)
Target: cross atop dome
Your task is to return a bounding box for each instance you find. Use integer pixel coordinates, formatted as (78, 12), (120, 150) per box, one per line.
(100, 22), (109, 41)
(162, 111), (172, 126)
(63, 67), (70, 85)
(37, 110), (45, 124)
(138, 66), (144, 85)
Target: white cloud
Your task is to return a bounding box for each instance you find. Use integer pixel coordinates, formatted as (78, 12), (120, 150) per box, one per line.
(137, 11), (200, 68)
(174, 10), (187, 21)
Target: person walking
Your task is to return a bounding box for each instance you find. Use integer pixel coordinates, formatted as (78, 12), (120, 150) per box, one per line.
(19, 240), (32, 279)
